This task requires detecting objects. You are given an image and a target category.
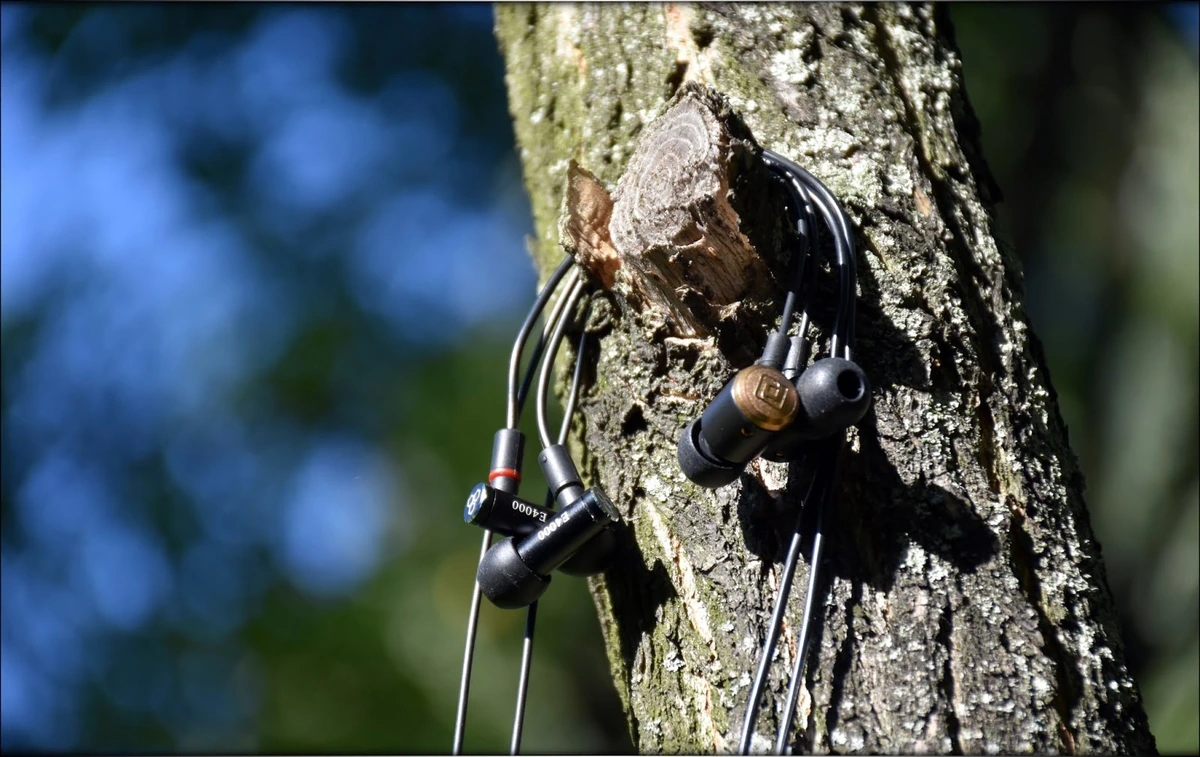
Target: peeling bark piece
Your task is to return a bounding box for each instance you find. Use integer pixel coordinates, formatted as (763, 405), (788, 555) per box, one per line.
(559, 160), (621, 289)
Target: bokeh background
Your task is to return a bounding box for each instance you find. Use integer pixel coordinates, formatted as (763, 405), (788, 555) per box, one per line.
(1, 3), (1196, 753)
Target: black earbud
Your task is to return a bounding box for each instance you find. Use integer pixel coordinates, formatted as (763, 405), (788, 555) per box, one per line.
(477, 442), (621, 608)
(793, 356), (871, 437)
(477, 487), (620, 609)
(677, 363), (799, 487)
(464, 478), (619, 576)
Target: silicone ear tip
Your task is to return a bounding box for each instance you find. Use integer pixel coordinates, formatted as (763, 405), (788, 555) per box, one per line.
(796, 358), (871, 436)
(557, 526), (618, 576)
(677, 417), (743, 489)
(477, 538), (551, 609)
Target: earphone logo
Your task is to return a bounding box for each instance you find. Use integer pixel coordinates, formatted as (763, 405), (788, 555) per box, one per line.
(755, 374), (789, 410)
(465, 485), (487, 519)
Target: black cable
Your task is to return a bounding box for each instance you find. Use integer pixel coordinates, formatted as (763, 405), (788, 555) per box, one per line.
(507, 257), (576, 428)
(519, 267), (582, 422)
(799, 182), (821, 325)
(456, 259), (578, 755)
(511, 302), (592, 755)
(515, 328), (549, 420)
(798, 177), (854, 360)
(770, 163), (816, 339)
(773, 440), (837, 754)
(510, 601), (538, 755)
(736, 458), (827, 755)
(453, 529), (494, 756)
(762, 150), (856, 360)
(537, 278), (588, 449)
(558, 306), (593, 435)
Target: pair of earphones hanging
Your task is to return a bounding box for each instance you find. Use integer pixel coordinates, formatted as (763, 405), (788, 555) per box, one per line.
(676, 150), (869, 484)
(675, 148), (871, 754)
(454, 258), (620, 755)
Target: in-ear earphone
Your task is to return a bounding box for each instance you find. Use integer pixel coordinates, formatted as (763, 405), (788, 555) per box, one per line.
(454, 255), (572, 756)
(676, 150), (871, 489)
(476, 486), (620, 608)
(475, 275), (621, 608)
(454, 258), (619, 755)
(743, 150), (868, 756)
(671, 147), (870, 754)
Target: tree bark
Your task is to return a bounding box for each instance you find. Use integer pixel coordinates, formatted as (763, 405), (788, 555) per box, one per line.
(494, 4), (1156, 754)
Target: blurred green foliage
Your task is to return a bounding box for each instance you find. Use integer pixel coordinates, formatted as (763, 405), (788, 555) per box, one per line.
(954, 5), (1199, 752)
(1, 3), (1195, 754)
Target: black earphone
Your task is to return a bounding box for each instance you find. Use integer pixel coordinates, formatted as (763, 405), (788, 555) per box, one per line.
(676, 149), (870, 488)
(454, 259), (619, 755)
(676, 148), (871, 754)
(475, 273), (620, 608)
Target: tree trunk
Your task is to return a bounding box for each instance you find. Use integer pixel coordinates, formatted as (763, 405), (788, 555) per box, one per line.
(494, 4), (1156, 754)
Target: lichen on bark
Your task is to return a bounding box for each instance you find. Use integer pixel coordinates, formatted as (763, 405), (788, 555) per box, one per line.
(494, 3), (1156, 754)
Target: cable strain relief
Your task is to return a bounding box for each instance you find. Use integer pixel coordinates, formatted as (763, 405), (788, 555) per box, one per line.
(490, 429), (525, 495)
(537, 444), (583, 505)
(758, 332), (790, 369)
(782, 335), (808, 380)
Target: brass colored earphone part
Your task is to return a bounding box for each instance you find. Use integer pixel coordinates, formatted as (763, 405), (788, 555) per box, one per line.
(731, 364), (799, 431)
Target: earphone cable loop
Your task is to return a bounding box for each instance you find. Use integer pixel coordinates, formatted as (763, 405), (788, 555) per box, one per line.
(507, 257), (576, 428)
(510, 305), (593, 755)
(536, 278), (588, 449)
(762, 150), (857, 361)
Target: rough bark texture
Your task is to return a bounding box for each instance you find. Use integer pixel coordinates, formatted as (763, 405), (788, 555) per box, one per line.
(494, 4), (1156, 754)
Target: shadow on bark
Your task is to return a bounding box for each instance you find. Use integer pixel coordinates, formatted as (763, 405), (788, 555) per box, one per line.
(837, 417), (1000, 594)
(604, 529), (679, 672)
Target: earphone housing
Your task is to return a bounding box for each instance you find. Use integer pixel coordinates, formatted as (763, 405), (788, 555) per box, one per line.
(794, 357), (870, 437)
(477, 486), (620, 609)
(464, 482), (619, 576)
(463, 483), (556, 537)
(677, 364), (799, 488)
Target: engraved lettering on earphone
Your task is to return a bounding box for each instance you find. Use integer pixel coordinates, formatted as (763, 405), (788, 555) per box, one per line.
(511, 500), (548, 522)
(537, 508), (572, 540)
(754, 374), (788, 410)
